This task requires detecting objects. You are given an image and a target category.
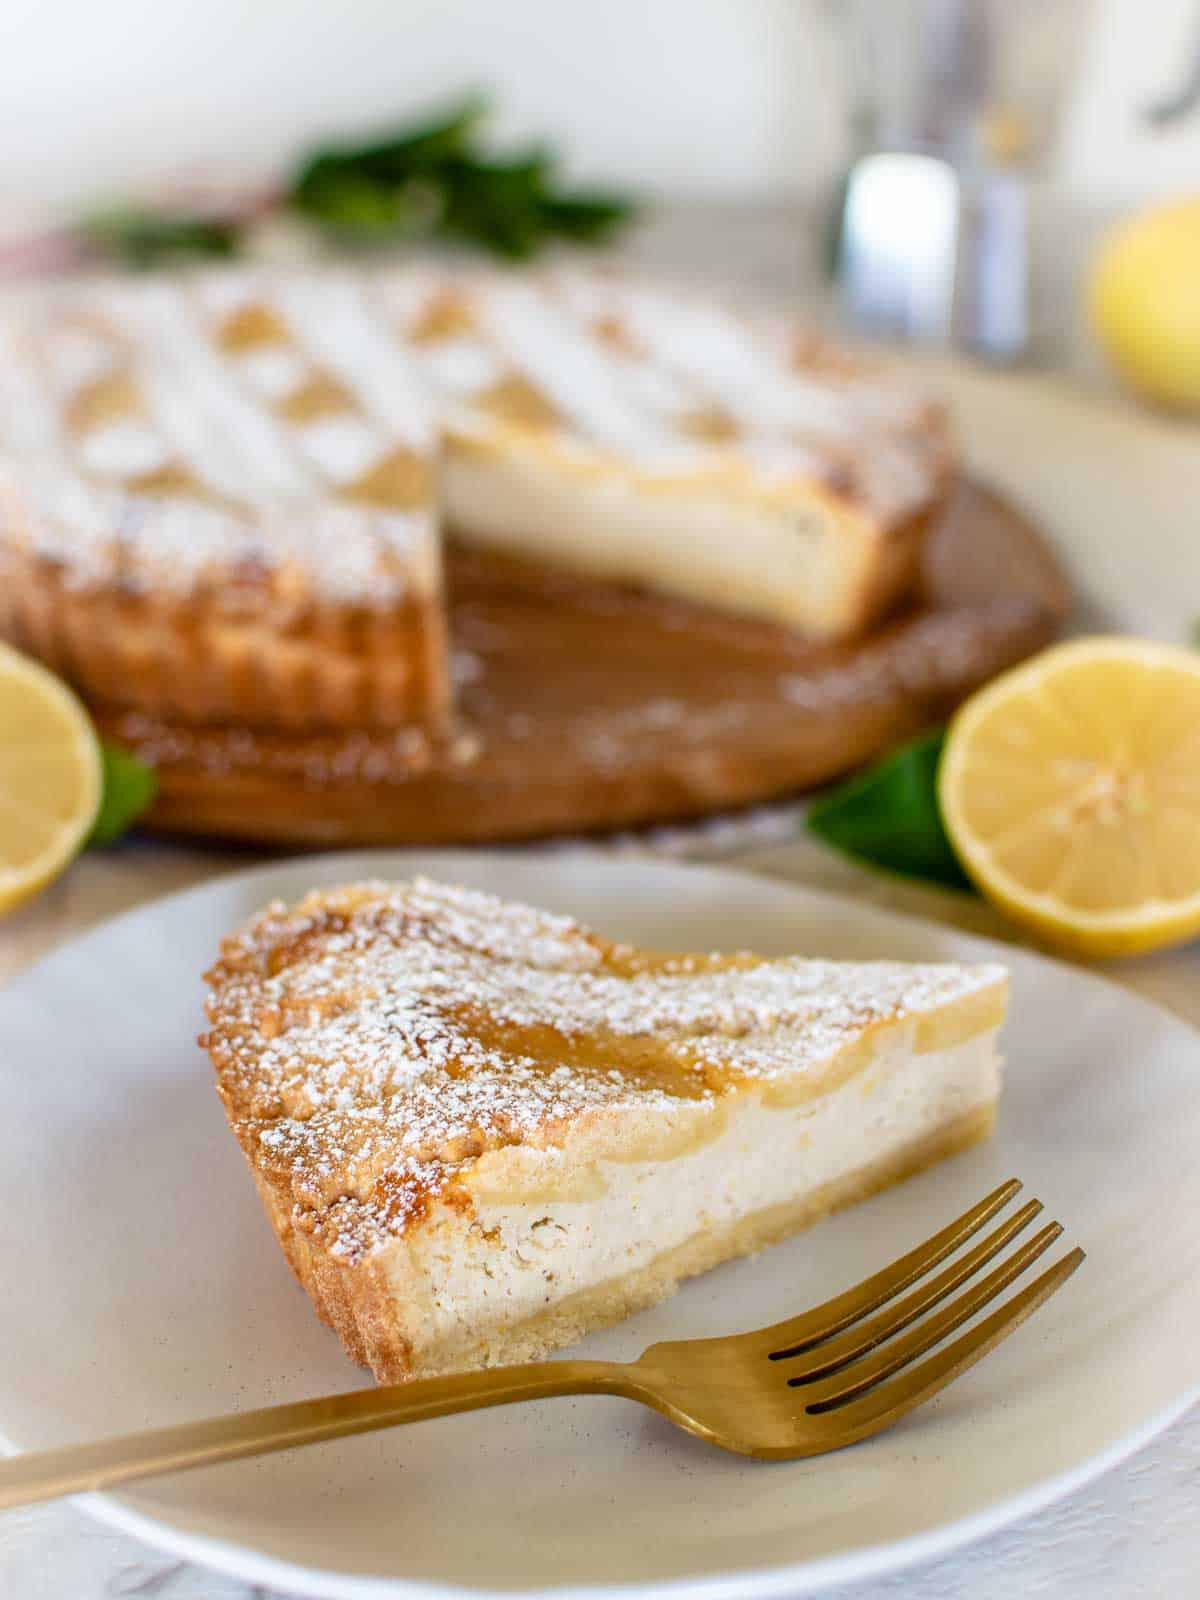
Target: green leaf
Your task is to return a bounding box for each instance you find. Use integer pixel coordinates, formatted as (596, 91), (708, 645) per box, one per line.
(538, 190), (637, 241)
(355, 94), (491, 176)
(287, 95), (635, 260)
(293, 93), (489, 200)
(80, 210), (241, 269)
(439, 152), (556, 259)
(807, 729), (974, 891)
(288, 163), (426, 237)
(88, 741), (158, 848)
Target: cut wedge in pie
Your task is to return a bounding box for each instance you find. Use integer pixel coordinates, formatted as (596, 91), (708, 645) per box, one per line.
(391, 267), (952, 639)
(0, 641), (101, 915)
(203, 878), (1007, 1381)
(940, 637), (1200, 958)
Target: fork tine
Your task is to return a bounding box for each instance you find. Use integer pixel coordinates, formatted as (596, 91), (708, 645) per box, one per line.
(802, 1248), (1085, 1446)
(754, 1179), (1023, 1356)
(796, 1222), (1065, 1409)
(780, 1198), (1044, 1377)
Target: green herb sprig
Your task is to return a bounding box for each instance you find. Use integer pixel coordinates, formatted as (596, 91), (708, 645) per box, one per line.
(292, 94), (632, 256)
(79, 211), (240, 269)
(81, 94), (635, 269)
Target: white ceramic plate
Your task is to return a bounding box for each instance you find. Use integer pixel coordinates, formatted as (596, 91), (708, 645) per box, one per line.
(2, 850), (1199, 1599)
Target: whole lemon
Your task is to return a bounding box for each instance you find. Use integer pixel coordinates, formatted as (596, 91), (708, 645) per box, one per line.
(1089, 197), (1200, 411)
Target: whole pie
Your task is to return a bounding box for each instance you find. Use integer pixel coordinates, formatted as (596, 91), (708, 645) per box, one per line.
(0, 265), (952, 735)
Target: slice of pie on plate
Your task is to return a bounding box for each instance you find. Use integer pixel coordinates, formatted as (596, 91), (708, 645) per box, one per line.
(202, 878), (1006, 1381)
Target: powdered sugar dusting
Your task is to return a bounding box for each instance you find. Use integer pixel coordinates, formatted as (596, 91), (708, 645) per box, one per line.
(1, 263), (947, 602)
(0, 272), (439, 601)
(204, 877), (1004, 1263)
(0, 451), (434, 601)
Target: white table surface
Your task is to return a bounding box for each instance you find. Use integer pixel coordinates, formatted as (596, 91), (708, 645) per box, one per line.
(4, 216), (1200, 1596)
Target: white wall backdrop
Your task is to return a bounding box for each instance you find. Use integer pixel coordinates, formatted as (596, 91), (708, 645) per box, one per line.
(1, 0), (1198, 217)
(1059, 0), (1200, 200)
(0, 0), (844, 213)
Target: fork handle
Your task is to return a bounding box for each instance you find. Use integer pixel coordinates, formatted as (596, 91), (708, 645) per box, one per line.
(0, 1359), (632, 1510)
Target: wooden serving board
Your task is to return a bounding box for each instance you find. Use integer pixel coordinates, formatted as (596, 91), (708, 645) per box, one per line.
(101, 479), (1071, 848)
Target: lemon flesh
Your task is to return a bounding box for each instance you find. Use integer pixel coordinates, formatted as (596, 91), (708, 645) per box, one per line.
(0, 643), (102, 915)
(939, 637), (1200, 958)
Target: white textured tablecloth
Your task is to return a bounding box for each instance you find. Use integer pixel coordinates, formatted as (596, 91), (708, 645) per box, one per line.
(1, 834), (1198, 1599)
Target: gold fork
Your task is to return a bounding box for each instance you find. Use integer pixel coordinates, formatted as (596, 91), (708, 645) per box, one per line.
(0, 1179), (1081, 1508)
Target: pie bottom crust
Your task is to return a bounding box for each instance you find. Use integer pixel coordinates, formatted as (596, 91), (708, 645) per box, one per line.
(0, 550), (450, 733)
(266, 1100), (996, 1384)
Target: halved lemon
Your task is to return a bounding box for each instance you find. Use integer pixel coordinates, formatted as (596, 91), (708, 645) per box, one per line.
(939, 637), (1200, 959)
(0, 642), (102, 916)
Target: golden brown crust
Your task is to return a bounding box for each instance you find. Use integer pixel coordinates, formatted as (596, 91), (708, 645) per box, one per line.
(0, 542), (449, 732)
(0, 272), (447, 732)
(843, 499), (941, 639)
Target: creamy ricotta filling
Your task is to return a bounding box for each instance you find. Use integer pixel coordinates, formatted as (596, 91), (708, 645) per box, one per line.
(400, 1027), (1000, 1355)
(442, 448), (873, 634)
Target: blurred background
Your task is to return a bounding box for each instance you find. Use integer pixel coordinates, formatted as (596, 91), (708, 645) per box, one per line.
(3, 0), (1200, 397)
(4, 0), (1199, 208)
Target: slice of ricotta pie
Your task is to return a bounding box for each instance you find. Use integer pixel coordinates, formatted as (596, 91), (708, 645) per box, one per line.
(203, 878), (1006, 1382)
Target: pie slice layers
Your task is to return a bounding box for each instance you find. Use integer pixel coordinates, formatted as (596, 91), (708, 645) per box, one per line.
(387, 266), (952, 637)
(203, 878), (1007, 1381)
